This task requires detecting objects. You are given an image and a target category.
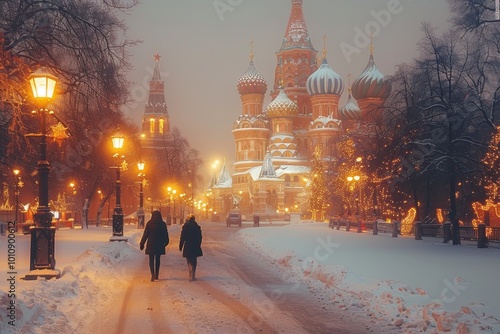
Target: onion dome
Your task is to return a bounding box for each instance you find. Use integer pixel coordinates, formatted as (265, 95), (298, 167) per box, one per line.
(352, 53), (391, 100)
(340, 90), (361, 121)
(237, 60), (267, 95)
(266, 89), (298, 118)
(306, 58), (344, 96)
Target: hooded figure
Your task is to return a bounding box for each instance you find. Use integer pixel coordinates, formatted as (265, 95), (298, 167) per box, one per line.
(179, 214), (203, 281)
(140, 210), (169, 281)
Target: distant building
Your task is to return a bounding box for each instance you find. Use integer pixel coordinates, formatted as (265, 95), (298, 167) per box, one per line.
(140, 53), (174, 201)
(210, 0), (391, 219)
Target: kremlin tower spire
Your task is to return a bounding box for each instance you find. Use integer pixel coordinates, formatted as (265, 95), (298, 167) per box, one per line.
(142, 53), (171, 138)
(140, 53), (174, 199)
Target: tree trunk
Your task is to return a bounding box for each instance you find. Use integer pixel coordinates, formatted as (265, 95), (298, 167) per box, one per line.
(449, 171), (461, 245)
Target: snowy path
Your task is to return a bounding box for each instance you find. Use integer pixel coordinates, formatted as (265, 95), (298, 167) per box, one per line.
(79, 223), (386, 333)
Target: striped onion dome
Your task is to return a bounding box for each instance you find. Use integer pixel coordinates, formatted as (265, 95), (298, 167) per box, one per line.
(340, 91), (361, 121)
(237, 60), (267, 95)
(306, 58), (344, 96)
(352, 54), (391, 100)
(266, 89), (298, 118)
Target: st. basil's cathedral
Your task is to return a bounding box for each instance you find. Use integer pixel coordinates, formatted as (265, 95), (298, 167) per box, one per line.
(140, 0), (391, 220)
(208, 0), (391, 219)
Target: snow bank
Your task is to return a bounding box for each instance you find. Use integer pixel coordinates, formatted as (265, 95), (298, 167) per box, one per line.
(0, 231), (143, 334)
(238, 222), (500, 334)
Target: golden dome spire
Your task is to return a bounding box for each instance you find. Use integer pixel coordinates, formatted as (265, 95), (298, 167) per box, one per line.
(370, 33), (374, 56)
(322, 34), (327, 60)
(347, 73), (352, 94)
(250, 41), (254, 61)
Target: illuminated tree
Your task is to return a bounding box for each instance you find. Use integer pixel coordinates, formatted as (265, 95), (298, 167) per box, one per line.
(309, 145), (327, 221)
(482, 126), (500, 198)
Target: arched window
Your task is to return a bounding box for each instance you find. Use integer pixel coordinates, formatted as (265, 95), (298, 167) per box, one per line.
(149, 118), (155, 134)
(159, 119), (164, 134)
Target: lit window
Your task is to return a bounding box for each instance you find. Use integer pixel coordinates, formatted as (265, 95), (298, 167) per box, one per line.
(159, 119), (164, 134)
(149, 118), (155, 133)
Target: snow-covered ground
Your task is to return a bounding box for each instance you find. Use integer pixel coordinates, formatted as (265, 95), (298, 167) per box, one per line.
(239, 222), (500, 333)
(1, 221), (499, 333)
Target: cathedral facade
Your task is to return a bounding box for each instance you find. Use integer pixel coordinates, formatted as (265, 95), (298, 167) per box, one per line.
(212, 0), (392, 219)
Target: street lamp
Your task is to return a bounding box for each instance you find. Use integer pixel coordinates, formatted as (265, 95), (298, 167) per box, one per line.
(13, 169), (22, 226)
(26, 67), (59, 279)
(172, 189), (177, 224)
(347, 175), (361, 216)
(137, 160), (145, 229)
(69, 181), (76, 227)
(167, 186), (172, 225)
(110, 129), (127, 242)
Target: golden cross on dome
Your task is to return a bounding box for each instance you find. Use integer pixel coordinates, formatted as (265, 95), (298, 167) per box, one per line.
(322, 34), (327, 59)
(347, 73), (352, 93)
(153, 53), (161, 61)
(370, 33), (374, 55)
(250, 41), (254, 61)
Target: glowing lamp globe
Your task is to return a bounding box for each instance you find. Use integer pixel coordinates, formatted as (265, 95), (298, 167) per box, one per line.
(111, 131), (125, 150)
(29, 67), (57, 100)
(137, 160), (145, 171)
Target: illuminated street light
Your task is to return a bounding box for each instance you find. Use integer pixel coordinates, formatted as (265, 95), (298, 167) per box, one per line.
(137, 160), (145, 229)
(110, 129), (127, 242)
(25, 67), (59, 279)
(13, 169), (21, 226)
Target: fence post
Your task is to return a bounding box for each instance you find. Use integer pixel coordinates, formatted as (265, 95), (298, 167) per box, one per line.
(329, 218), (333, 229)
(373, 220), (378, 235)
(414, 221), (422, 240)
(357, 218), (362, 233)
(336, 219), (340, 230)
(346, 220), (350, 232)
(443, 222), (452, 243)
(478, 224), (488, 248)
(392, 221), (399, 237)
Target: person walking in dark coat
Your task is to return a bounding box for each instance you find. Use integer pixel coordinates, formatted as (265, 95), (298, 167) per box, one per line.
(179, 214), (203, 281)
(140, 210), (169, 281)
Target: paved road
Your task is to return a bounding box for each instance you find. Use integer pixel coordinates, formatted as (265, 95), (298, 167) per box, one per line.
(86, 222), (386, 333)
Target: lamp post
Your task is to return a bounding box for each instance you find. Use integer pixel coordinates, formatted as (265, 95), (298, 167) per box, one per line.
(13, 169), (21, 225)
(137, 160), (145, 229)
(166, 186), (172, 225)
(347, 175), (361, 216)
(172, 189), (177, 224)
(26, 67), (59, 279)
(69, 181), (76, 227)
(110, 130), (127, 242)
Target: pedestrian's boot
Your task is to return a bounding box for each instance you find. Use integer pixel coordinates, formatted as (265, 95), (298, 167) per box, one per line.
(155, 272), (159, 280)
(188, 263), (193, 281)
(150, 268), (155, 282)
(191, 265), (197, 281)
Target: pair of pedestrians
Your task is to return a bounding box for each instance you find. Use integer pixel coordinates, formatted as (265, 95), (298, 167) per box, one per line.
(139, 211), (203, 282)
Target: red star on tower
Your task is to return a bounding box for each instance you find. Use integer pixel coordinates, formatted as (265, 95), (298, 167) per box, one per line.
(153, 53), (161, 61)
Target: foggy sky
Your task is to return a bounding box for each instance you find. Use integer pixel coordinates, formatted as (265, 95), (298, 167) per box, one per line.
(123, 0), (452, 176)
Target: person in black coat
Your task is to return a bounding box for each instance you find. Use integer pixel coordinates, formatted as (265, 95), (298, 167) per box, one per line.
(179, 214), (203, 281)
(140, 210), (169, 281)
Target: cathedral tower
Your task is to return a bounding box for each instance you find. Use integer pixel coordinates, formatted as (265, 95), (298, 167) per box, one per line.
(233, 47), (271, 173)
(271, 0), (318, 145)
